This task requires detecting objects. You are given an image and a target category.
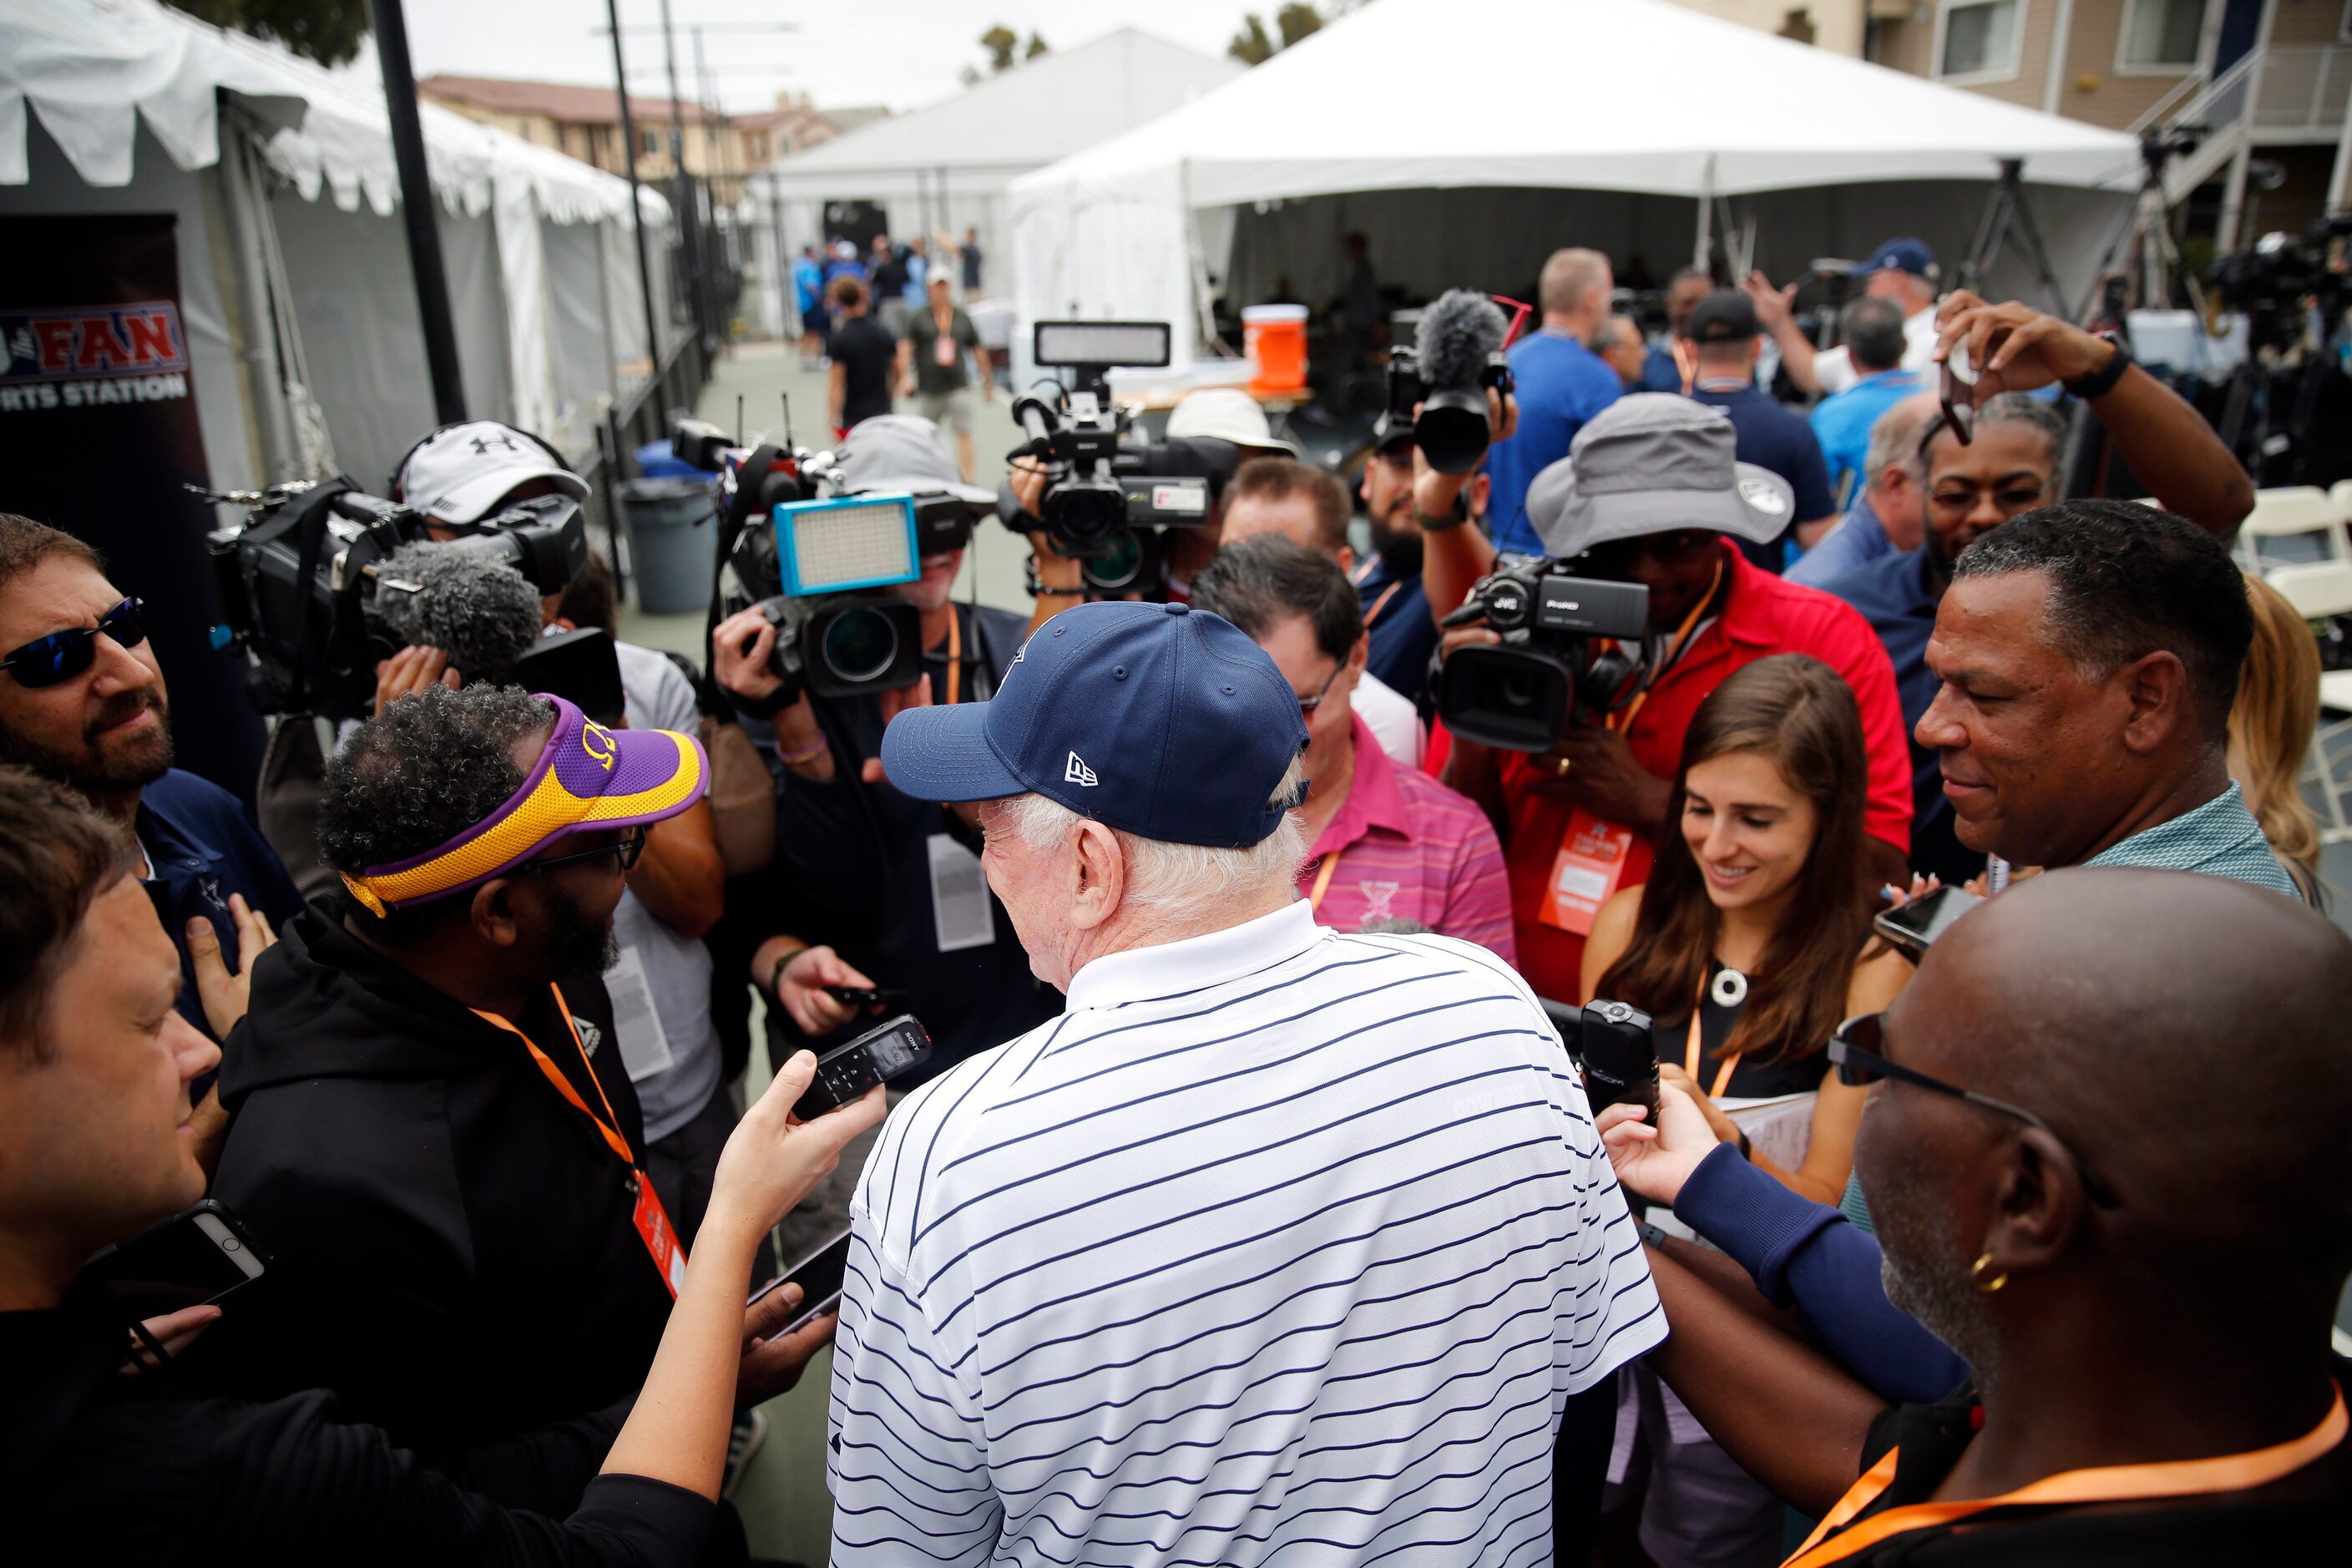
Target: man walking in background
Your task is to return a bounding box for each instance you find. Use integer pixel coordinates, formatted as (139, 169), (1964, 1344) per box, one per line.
(898, 272), (991, 483)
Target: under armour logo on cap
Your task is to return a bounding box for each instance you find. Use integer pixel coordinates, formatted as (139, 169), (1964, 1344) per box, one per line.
(1065, 751), (1099, 787)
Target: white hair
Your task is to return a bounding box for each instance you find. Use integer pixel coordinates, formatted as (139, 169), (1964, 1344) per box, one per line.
(1000, 757), (1309, 924)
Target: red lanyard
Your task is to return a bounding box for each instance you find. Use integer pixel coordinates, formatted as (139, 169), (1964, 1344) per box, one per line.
(473, 984), (635, 1170)
(1783, 1384), (2347, 1568)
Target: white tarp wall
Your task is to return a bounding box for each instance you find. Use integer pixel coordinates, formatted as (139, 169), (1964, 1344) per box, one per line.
(1010, 0), (2142, 360)
(747, 28), (1241, 336)
(2, 0), (675, 491)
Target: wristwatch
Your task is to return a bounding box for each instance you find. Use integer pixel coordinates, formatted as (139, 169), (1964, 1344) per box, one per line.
(1024, 555), (1085, 598)
(731, 684), (791, 720)
(1411, 493), (1470, 533)
(2062, 336), (2132, 401)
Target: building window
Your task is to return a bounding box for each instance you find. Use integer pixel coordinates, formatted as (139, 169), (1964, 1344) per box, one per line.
(641, 128), (660, 156)
(2119, 0), (2208, 72)
(749, 134), (767, 161)
(1936, 0), (2025, 83)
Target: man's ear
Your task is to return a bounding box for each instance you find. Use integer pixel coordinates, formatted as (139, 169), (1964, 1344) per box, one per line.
(1980, 1125), (2086, 1287)
(1348, 631), (1371, 675)
(1068, 820), (1125, 933)
(1467, 470), (1491, 520)
(470, 878), (525, 950)
(2114, 649), (2190, 756)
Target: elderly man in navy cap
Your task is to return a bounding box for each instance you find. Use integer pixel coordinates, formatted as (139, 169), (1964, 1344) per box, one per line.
(822, 599), (1664, 1567)
(1743, 237), (1945, 398)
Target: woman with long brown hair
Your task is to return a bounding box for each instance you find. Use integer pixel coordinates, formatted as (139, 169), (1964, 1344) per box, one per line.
(1581, 654), (1909, 1206)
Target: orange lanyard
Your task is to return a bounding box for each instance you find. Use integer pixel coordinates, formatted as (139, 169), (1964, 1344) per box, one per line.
(1783, 1384), (2347, 1568)
(1362, 579), (1403, 630)
(1684, 969), (1737, 1100)
(1306, 852), (1339, 912)
(943, 605), (961, 708)
(473, 984), (637, 1171)
(1606, 558), (1722, 737)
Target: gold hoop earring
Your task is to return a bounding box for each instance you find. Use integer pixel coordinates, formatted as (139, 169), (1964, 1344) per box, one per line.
(1970, 1252), (2008, 1293)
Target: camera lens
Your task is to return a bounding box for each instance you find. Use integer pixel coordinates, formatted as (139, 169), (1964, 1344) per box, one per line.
(1081, 530), (1148, 594)
(821, 606), (900, 685)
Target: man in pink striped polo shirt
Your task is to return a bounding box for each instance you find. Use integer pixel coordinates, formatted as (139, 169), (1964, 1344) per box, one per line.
(1193, 536), (1516, 964)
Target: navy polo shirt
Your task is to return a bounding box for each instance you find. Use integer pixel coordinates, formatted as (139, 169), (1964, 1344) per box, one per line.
(1485, 329), (1623, 557)
(1690, 384), (1836, 573)
(1812, 545), (1945, 832)
(137, 768), (306, 1035)
(1354, 554), (1436, 705)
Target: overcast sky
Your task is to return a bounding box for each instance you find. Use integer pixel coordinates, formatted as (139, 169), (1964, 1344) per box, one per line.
(377, 0), (1256, 115)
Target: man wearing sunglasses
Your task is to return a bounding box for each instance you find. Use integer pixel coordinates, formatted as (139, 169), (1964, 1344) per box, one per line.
(1432, 396), (1915, 1005)
(1604, 868), (2352, 1564)
(185, 685), (825, 1467)
(1801, 294), (2253, 883)
(0, 514), (304, 1046)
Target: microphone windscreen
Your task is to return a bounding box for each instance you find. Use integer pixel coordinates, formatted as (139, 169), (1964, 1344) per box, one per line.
(374, 542), (546, 685)
(1415, 290), (1507, 393)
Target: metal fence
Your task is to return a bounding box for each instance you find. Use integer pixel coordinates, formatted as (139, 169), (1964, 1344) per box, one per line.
(569, 328), (713, 601)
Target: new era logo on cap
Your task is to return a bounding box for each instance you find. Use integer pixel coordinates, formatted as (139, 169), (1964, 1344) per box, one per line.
(1065, 751), (1099, 787)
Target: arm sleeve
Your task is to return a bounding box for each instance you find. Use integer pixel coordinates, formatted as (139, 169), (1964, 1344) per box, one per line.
(1815, 602), (1914, 853)
(826, 1224), (1001, 1565)
(204, 1392), (714, 1566)
(1672, 1145), (1968, 1404)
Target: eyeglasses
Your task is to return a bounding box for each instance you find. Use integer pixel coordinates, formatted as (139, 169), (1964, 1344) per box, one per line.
(1927, 479), (2049, 517)
(1830, 1013), (2120, 1209)
(2, 598), (148, 689)
(516, 829), (647, 878)
(1297, 660), (1344, 716)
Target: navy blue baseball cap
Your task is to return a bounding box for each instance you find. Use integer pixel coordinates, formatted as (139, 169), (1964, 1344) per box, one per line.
(1859, 238), (1940, 281)
(879, 600), (1308, 848)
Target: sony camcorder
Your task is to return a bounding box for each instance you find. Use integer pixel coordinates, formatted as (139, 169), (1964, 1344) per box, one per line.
(1003, 321), (1240, 595)
(201, 478), (590, 721)
(1436, 555), (1650, 751)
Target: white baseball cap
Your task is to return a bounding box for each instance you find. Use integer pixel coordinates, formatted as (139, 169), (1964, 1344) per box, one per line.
(1164, 388), (1298, 456)
(397, 422), (589, 525)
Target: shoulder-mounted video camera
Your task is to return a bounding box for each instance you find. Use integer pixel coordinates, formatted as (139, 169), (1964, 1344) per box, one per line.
(1436, 554), (1650, 751)
(1002, 321), (1239, 595)
(200, 478), (593, 721)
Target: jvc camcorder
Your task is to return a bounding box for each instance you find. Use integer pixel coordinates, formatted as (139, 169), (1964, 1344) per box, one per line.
(1003, 321), (1240, 595)
(202, 478), (589, 721)
(1436, 555), (1650, 751)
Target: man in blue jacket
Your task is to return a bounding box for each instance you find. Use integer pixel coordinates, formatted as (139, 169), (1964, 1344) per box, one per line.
(1484, 247), (1622, 555)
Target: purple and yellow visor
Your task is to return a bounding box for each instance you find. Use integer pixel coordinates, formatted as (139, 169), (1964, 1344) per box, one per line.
(340, 693), (707, 917)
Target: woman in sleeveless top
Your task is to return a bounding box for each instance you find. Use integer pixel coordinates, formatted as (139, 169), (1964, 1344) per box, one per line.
(1580, 655), (1910, 1205)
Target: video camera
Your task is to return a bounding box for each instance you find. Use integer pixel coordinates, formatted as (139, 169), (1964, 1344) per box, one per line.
(2209, 215), (2352, 355)
(200, 478), (591, 721)
(690, 420), (984, 708)
(1004, 321), (1239, 595)
(1435, 554), (1650, 751)
(1382, 291), (1517, 474)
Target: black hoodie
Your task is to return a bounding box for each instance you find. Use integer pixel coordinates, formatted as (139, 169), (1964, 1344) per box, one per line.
(181, 906), (674, 1455)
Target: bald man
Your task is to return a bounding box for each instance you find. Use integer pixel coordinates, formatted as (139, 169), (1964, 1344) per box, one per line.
(1606, 868), (2352, 1559)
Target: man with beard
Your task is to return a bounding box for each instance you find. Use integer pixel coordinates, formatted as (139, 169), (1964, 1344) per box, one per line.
(0, 515), (303, 1038)
(186, 685), (818, 1459)
(1616, 870), (2352, 1562)
(1807, 293), (2253, 881)
(1351, 422), (1457, 705)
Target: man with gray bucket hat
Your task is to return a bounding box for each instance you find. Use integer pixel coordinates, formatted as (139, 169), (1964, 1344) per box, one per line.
(1431, 393), (1914, 1001)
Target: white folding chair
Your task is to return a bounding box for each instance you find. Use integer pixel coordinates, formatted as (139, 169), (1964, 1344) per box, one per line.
(2265, 561), (2352, 844)
(2238, 487), (2352, 576)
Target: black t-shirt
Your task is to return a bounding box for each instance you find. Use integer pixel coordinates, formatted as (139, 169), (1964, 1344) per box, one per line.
(869, 252), (908, 296)
(827, 316), (898, 428)
(1811, 1378), (2352, 1564)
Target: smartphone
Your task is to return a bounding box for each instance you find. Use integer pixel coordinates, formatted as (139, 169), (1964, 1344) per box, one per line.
(1939, 339), (1977, 445)
(70, 1200), (267, 1325)
(793, 1014), (932, 1119)
(824, 984), (910, 1010)
(747, 1227), (854, 1336)
(1561, 999), (1660, 1123)
(1873, 885), (1983, 959)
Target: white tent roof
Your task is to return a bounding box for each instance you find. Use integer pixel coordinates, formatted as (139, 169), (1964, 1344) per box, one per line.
(1014, 0), (2140, 207)
(0, 0), (666, 225)
(756, 28), (1241, 203)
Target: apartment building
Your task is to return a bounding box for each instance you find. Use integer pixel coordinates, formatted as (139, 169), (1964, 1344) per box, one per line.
(417, 78), (885, 206)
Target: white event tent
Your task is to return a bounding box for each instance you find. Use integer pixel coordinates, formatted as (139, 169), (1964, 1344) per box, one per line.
(746, 28), (1239, 338)
(0, 0), (676, 491)
(1010, 0), (2145, 362)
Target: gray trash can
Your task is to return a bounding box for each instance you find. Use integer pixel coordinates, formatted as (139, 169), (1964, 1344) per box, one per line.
(615, 478), (718, 615)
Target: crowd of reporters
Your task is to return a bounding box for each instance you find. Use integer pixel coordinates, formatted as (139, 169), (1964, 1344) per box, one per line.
(2, 228), (2347, 1566)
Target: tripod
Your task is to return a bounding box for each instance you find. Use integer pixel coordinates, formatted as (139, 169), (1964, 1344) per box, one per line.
(2079, 130), (2211, 329)
(1960, 159), (2068, 316)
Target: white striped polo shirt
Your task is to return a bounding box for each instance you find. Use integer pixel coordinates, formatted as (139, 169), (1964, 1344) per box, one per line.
(825, 899), (1662, 1566)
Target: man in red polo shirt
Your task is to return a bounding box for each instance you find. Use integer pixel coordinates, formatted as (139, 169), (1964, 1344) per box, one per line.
(1430, 395), (1911, 1002)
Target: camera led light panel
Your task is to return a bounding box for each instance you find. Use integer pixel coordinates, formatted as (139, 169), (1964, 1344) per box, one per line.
(774, 493), (921, 595)
(1034, 320), (1171, 370)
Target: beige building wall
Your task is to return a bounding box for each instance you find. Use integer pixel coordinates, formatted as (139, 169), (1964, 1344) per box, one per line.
(1659, 0), (1873, 54)
(2051, 0), (2208, 129)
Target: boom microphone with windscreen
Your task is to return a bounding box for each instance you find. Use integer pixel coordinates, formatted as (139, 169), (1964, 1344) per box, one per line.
(1413, 290), (1515, 474)
(372, 541), (547, 685)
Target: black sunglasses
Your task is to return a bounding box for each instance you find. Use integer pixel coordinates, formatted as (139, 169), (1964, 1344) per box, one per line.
(1830, 1013), (2120, 1209)
(2, 598), (148, 689)
(517, 829), (647, 878)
